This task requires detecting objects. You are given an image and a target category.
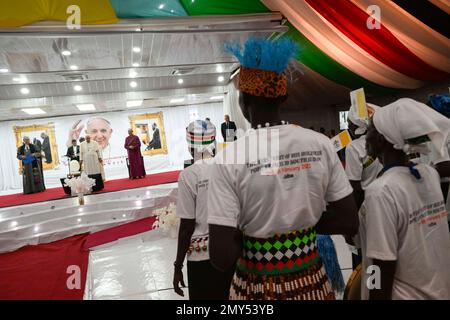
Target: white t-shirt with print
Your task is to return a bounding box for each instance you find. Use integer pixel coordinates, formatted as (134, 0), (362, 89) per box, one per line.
(358, 164), (450, 300)
(345, 135), (382, 189)
(207, 125), (353, 238)
(176, 159), (212, 261)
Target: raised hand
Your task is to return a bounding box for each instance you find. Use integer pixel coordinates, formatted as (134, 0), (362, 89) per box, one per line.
(66, 120), (84, 147)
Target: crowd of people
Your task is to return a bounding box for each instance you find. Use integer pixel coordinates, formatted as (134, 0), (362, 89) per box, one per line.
(172, 37), (450, 300)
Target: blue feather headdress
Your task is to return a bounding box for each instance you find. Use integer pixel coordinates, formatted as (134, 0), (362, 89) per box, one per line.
(225, 37), (298, 73)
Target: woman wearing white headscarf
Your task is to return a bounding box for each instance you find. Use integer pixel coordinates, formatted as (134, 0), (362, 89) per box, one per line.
(358, 98), (450, 300)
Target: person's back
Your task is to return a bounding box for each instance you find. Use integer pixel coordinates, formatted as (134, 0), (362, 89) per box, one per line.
(209, 124), (352, 238)
(359, 163), (450, 299)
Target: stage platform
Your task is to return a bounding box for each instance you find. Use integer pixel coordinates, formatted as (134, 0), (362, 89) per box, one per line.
(0, 170), (180, 208)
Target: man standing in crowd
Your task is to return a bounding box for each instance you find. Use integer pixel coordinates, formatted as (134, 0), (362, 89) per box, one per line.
(66, 139), (80, 162)
(80, 134), (105, 184)
(221, 115), (237, 142)
(124, 128), (146, 179)
(17, 136), (45, 194)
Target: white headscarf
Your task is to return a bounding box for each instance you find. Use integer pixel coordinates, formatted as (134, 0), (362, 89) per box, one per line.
(348, 103), (380, 135)
(373, 98), (450, 157)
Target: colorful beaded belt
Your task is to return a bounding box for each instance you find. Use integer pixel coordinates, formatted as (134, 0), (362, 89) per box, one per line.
(237, 228), (319, 276)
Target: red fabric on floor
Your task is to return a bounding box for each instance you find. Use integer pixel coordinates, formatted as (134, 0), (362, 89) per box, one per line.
(0, 234), (89, 300)
(84, 216), (158, 249)
(0, 170), (180, 208)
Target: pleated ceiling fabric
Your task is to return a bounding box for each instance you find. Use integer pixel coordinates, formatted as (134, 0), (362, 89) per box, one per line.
(283, 22), (395, 94)
(352, 0), (450, 73)
(428, 0), (450, 15)
(180, 0), (270, 15)
(305, 0), (449, 82)
(262, 0), (424, 89)
(393, 0), (450, 38)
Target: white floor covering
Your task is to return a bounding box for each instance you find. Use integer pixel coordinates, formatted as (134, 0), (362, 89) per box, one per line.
(84, 229), (353, 300)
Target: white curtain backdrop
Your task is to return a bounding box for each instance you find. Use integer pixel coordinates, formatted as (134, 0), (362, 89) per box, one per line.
(0, 102), (222, 192)
(223, 81), (251, 138)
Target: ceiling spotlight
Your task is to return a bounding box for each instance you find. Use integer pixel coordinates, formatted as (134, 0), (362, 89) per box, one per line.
(34, 226), (39, 232)
(218, 76), (225, 82)
(158, 4), (165, 9)
(130, 81), (138, 88)
(170, 10), (174, 13)
(20, 87), (30, 95)
(127, 100), (143, 107)
(76, 104), (96, 111)
(216, 66), (224, 72)
(73, 85), (83, 92)
(177, 78), (184, 84)
(70, 65), (78, 70)
(0, 68), (9, 73)
(135, 28), (142, 32)
(170, 98), (185, 104)
(22, 108), (46, 115)
(132, 63), (139, 67)
(61, 50), (71, 56)
(11, 221), (18, 227)
(132, 47), (141, 53)
(13, 76), (28, 83)
(129, 70), (138, 78)
(77, 218), (81, 223)
(122, 214), (126, 218)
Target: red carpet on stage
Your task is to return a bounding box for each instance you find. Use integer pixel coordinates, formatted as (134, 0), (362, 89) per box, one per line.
(84, 216), (158, 249)
(0, 234), (89, 300)
(0, 170), (180, 208)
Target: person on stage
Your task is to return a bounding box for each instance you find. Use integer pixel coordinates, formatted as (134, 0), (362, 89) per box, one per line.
(173, 120), (233, 300)
(124, 129), (146, 179)
(66, 139), (80, 162)
(17, 136), (45, 194)
(221, 115), (237, 142)
(207, 38), (358, 300)
(80, 134), (105, 182)
(357, 98), (450, 299)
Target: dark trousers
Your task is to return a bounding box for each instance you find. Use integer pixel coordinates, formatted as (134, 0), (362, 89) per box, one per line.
(187, 260), (234, 300)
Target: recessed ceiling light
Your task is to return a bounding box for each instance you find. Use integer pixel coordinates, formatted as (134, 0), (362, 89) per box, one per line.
(210, 95), (223, 100)
(22, 108), (46, 115)
(70, 65), (78, 70)
(122, 214), (126, 218)
(130, 81), (138, 88)
(77, 218), (81, 223)
(11, 221), (18, 227)
(170, 98), (185, 103)
(129, 70), (138, 78)
(132, 63), (139, 67)
(13, 76), (28, 83)
(0, 68), (9, 73)
(126, 100), (143, 107)
(158, 4), (165, 9)
(132, 47), (141, 53)
(170, 10), (174, 13)
(218, 76), (225, 82)
(177, 78), (184, 84)
(61, 50), (71, 56)
(20, 87), (30, 95)
(135, 28), (142, 32)
(73, 85), (83, 92)
(34, 226), (39, 232)
(76, 104), (96, 111)
(216, 66), (224, 72)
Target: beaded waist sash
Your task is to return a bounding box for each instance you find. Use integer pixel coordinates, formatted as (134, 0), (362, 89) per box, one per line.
(237, 228), (319, 276)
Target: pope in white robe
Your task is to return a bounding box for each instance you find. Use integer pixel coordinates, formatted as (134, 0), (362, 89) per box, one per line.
(80, 135), (105, 180)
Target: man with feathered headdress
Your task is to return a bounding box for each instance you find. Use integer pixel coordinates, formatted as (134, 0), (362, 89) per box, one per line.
(207, 37), (359, 300)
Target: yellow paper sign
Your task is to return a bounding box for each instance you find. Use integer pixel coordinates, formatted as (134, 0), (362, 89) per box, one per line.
(331, 130), (352, 152)
(350, 88), (368, 120)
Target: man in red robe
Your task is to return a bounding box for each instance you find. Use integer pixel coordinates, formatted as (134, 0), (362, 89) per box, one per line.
(124, 129), (146, 179)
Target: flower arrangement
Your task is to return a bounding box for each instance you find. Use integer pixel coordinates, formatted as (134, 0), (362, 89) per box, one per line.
(64, 173), (96, 196)
(152, 202), (179, 238)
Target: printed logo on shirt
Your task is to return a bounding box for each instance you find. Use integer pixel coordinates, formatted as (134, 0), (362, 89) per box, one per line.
(197, 179), (209, 189)
(409, 200), (448, 226)
(246, 151), (322, 176)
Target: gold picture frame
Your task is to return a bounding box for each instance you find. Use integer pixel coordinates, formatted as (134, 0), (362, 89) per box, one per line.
(128, 112), (168, 156)
(14, 123), (59, 171)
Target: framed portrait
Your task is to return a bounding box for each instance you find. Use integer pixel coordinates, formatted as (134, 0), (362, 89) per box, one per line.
(14, 123), (59, 171)
(128, 112), (168, 156)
